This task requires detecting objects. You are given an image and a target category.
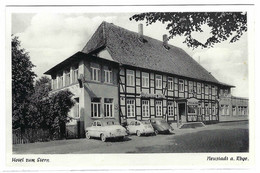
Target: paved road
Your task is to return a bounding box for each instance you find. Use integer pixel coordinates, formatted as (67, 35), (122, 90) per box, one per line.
(13, 121), (248, 154)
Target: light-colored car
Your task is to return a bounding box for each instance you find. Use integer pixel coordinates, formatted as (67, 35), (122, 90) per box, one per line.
(126, 120), (155, 136)
(85, 120), (128, 142)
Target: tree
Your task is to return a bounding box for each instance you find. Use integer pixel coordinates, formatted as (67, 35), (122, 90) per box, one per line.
(29, 76), (52, 128)
(130, 12), (247, 48)
(29, 77), (75, 139)
(12, 36), (37, 130)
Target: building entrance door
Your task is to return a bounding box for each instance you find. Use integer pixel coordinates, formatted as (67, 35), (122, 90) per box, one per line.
(178, 103), (186, 125)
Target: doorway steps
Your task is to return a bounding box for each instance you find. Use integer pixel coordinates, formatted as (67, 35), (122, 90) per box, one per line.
(177, 122), (206, 129)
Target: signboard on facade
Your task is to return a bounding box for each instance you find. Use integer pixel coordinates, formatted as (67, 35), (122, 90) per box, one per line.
(187, 98), (199, 105)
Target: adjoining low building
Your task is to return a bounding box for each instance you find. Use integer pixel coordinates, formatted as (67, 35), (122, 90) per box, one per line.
(219, 94), (249, 122)
(44, 21), (248, 138)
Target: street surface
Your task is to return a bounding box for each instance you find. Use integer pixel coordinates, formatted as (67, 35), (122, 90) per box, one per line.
(13, 121), (248, 153)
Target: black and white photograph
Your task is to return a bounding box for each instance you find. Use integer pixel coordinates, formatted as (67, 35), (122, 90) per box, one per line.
(4, 3), (255, 169)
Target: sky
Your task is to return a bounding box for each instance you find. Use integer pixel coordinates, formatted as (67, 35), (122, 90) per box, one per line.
(11, 13), (249, 98)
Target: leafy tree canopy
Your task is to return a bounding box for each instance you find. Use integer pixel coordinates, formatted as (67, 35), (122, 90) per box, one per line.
(130, 12), (247, 48)
(12, 36), (37, 129)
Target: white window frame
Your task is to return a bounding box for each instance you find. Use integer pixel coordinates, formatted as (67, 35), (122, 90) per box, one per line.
(212, 104), (216, 115)
(104, 98), (114, 118)
(155, 100), (163, 116)
(104, 70), (112, 84)
(74, 98), (80, 118)
(168, 77), (174, 91)
(142, 100), (150, 117)
(126, 70), (135, 86)
(126, 99), (135, 117)
(155, 75), (162, 89)
(197, 83), (201, 94)
(189, 81), (193, 93)
(232, 106), (236, 116)
(91, 98), (101, 118)
(225, 105), (229, 115)
(205, 103), (209, 115)
(65, 70), (70, 86)
(168, 101), (174, 116)
(73, 68), (78, 83)
(52, 78), (57, 90)
(142, 72), (149, 88)
(198, 103), (202, 115)
(205, 85), (209, 94)
(91, 67), (100, 82)
(179, 79), (184, 92)
(58, 75), (63, 88)
(212, 86), (215, 95)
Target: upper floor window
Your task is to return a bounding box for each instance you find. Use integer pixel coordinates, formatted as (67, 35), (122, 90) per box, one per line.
(72, 65), (78, 83)
(65, 69), (70, 86)
(205, 85), (209, 94)
(126, 70), (135, 86)
(212, 86), (215, 95)
(52, 78), (57, 90)
(179, 79), (184, 92)
(142, 72), (149, 88)
(104, 70), (112, 84)
(155, 75), (162, 89)
(58, 74), (63, 88)
(91, 67), (100, 82)
(189, 81), (193, 93)
(224, 89), (229, 96)
(168, 77), (174, 91)
(197, 83), (201, 94)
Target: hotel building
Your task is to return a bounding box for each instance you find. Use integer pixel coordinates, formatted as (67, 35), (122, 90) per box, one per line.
(45, 22), (245, 138)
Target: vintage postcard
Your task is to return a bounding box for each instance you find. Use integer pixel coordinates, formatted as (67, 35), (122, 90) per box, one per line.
(4, 4), (255, 170)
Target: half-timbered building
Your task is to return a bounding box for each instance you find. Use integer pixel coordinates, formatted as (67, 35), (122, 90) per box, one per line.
(45, 21), (237, 138)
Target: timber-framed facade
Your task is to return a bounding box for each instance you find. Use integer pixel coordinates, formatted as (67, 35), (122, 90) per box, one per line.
(44, 21), (246, 138)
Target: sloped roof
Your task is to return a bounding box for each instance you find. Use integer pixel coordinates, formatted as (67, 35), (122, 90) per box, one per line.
(82, 21), (221, 84)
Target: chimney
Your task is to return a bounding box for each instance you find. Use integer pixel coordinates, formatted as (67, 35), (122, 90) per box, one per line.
(163, 34), (169, 49)
(138, 24), (144, 42)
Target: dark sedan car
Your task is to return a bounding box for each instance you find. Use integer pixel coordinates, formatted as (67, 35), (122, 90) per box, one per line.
(150, 118), (174, 134)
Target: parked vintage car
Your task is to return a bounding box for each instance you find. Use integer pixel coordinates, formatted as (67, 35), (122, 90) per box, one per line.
(126, 120), (155, 136)
(150, 118), (174, 134)
(85, 120), (128, 142)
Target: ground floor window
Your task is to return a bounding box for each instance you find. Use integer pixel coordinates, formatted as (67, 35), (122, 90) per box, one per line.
(168, 101), (174, 116)
(91, 98), (101, 118)
(198, 103), (202, 116)
(104, 98), (113, 118)
(142, 100), (150, 117)
(205, 103), (209, 115)
(155, 100), (163, 116)
(212, 104), (216, 115)
(220, 105), (225, 115)
(232, 106), (237, 116)
(225, 105), (229, 115)
(127, 99), (135, 117)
